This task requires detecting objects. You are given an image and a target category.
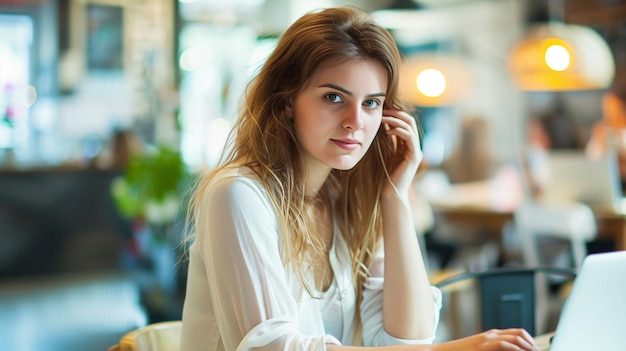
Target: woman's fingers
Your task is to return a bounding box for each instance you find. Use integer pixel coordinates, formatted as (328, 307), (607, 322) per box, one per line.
(382, 110), (418, 141)
(379, 109), (425, 198)
(381, 109), (421, 160)
(447, 328), (540, 351)
(383, 109), (418, 131)
(480, 329), (539, 351)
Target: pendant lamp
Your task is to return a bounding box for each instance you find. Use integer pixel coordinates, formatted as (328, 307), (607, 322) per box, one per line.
(371, 0), (454, 46)
(372, 0), (472, 106)
(399, 53), (472, 107)
(508, 21), (615, 91)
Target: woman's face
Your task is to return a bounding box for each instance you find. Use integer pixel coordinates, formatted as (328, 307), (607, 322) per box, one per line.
(288, 58), (387, 175)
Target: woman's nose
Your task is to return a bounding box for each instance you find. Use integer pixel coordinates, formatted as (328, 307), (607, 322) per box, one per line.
(342, 105), (364, 130)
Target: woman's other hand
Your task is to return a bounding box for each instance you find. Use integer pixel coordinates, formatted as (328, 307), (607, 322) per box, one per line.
(439, 328), (539, 351)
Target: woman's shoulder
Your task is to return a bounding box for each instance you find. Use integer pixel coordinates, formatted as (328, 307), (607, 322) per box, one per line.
(193, 166), (280, 251)
(202, 165), (271, 207)
(210, 165), (259, 185)
(205, 165), (261, 192)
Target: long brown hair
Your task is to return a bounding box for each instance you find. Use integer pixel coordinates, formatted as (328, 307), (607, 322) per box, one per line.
(186, 5), (413, 340)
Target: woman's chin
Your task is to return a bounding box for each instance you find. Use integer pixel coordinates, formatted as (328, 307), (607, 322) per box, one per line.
(330, 159), (361, 171)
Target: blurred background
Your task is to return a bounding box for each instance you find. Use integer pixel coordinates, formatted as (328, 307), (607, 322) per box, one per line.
(1, 0), (625, 349)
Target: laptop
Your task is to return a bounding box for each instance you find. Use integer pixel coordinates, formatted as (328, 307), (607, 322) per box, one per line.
(541, 151), (625, 214)
(540, 251), (626, 351)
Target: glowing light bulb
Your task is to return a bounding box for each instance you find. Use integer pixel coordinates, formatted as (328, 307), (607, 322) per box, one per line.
(545, 44), (570, 71)
(416, 68), (446, 98)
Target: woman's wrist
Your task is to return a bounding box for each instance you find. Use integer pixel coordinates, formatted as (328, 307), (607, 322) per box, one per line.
(380, 189), (411, 208)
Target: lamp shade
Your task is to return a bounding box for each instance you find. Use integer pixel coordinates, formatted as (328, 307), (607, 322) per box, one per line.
(399, 54), (472, 107)
(508, 22), (615, 91)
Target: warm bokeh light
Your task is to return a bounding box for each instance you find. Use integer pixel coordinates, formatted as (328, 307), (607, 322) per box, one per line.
(399, 54), (472, 106)
(416, 68), (447, 98)
(508, 22), (615, 91)
(545, 44), (570, 71)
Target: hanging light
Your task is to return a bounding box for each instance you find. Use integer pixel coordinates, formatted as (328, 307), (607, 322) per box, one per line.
(371, 0), (456, 47)
(371, 1), (472, 106)
(508, 21), (615, 91)
(399, 53), (472, 107)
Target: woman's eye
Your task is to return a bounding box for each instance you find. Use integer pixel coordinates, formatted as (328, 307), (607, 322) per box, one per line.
(325, 93), (343, 103)
(363, 99), (380, 109)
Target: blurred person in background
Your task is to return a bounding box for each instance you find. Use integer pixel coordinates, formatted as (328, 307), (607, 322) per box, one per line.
(109, 128), (144, 170)
(522, 101), (587, 200)
(440, 116), (494, 184)
(586, 70), (626, 192)
(533, 104), (587, 151)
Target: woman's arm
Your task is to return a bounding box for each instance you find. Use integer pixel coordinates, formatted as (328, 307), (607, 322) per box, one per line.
(327, 328), (540, 351)
(378, 109), (435, 340)
(190, 172), (339, 350)
(380, 194), (435, 339)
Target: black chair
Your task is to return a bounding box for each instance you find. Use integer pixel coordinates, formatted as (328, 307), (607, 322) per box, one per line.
(434, 266), (577, 337)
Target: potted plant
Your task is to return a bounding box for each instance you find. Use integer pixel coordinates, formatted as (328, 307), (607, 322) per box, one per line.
(111, 144), (191, 240)
(110, 144), (192, 321)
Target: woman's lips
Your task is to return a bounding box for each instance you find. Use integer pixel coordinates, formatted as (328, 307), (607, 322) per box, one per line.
(331, 138), (360, 150)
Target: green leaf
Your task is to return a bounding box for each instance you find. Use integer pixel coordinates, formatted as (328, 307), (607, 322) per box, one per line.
(110, 144), (191, 224)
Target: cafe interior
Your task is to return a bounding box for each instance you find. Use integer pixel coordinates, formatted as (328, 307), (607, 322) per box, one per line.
(1, 0), (625, 349)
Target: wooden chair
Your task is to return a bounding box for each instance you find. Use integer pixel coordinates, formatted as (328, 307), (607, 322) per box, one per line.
(109, 320), (182, 351)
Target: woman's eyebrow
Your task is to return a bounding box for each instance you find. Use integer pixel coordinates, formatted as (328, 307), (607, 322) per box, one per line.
(319, 83), (385, 98)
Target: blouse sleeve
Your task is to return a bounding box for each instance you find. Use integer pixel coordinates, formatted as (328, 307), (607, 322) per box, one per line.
(360, 243), (442, 346)
(195, 174), (340, 350)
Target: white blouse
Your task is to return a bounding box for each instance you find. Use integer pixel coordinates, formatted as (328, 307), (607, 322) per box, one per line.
(181, 167), (442, 351)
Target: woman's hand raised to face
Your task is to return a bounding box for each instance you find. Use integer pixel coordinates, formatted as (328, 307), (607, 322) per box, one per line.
(438, 328), (540, 351)
(381, 109), (423, 201)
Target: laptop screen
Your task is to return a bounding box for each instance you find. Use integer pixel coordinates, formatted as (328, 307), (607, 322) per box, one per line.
(549, 251), (626, 351)
(541, 151), (624, 213)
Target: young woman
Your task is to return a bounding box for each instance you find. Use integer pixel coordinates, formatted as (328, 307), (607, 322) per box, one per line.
(181, 6), (538, 351)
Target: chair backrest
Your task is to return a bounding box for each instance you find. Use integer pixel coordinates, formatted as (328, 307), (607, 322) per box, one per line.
(110, 320), (182, 351)
(514, 149), (598, 270)
(515, 201), (596, 269)
(434, 267), (577, 337)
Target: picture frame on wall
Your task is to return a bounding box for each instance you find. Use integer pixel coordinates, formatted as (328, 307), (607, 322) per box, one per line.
(85, 3), (123, 71)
